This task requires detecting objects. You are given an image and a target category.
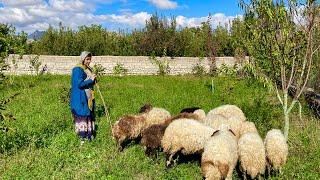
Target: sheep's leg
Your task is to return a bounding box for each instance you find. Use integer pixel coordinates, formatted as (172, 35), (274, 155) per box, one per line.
(118, 141), (124, 152)
(166, 153), (175, 168)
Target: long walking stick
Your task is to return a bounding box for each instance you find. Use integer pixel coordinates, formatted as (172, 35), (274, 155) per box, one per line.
(90, 66), (112, 127)
(95, 82), (111, 124)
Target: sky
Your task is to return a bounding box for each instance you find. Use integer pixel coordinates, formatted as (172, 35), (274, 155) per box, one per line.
(0, 0), (243, 34)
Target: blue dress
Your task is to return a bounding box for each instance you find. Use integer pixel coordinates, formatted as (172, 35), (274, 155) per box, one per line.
(70, 66), (95, 140)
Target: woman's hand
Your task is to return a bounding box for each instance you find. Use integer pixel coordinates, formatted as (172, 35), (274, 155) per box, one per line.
(90, 74), (97, 81)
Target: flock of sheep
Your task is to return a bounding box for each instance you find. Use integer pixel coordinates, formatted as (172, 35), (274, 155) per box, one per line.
(111, 104), (288, 179)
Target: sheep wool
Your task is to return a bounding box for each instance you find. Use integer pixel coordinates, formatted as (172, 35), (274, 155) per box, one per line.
(142, 107), (171, 129)
(161, 118), (215, 166)
(140, 112), (202, 155)
(239, 121), (258, 137)
(264, 129), (288, 171)
(111, 115), (146, 150)
(238, 132), (266, 179)
(203, 114), (242, 139)
(207, 104), (246, 122)
(193, 109), (206, 121)
(201, 125), (238, 180)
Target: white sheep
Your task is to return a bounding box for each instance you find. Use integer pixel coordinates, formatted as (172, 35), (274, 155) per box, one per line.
(202, 114), (242, 139)
(161, 118), (215, 166)
(141, 107), (171, 128)
(193, 109), (206, 121)
(264, 129), (288, 172)
(207, 104), (246, 122)
(238, 132), (266, 179)
(239, 121), (258, 137)
(201, 124), (238, 180)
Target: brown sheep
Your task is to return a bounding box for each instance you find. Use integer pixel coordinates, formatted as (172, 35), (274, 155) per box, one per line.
(111, 115), (146, 151)
(112, 104), (171, 151)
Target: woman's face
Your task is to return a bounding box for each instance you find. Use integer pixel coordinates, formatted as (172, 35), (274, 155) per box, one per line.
(83, 56), (92, 67)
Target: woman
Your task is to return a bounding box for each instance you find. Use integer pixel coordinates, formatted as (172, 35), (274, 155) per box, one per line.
(70, 51), (96, 143)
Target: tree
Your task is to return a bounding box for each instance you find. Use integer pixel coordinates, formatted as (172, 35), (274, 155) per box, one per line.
(240, 0), (320, 140)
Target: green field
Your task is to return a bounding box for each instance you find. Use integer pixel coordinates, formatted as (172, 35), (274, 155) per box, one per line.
(0, 75), (319, 179)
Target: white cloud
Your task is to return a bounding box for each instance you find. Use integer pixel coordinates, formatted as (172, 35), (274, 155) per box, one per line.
(148, 0), (178, 9)
(176, 14), (242, 28)
(48, 0), (87, 12)
(1, 0), (43, 7)
(0, 0), (241, 34)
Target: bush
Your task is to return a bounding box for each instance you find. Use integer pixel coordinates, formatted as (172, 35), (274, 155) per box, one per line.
(113, 63), (128, 76)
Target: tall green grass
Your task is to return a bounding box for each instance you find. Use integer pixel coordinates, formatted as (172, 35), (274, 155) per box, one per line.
(0, 75), (319, 179)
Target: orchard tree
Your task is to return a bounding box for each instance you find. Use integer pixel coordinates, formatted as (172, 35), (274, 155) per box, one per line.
(240, 0), (320, 140)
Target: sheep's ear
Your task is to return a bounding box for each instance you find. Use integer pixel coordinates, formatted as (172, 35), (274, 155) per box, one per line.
(211, 130), (220, 137)
(228, 129), (236, 136)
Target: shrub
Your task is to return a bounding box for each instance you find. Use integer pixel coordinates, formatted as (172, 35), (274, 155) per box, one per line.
(113, 63), (128, 76)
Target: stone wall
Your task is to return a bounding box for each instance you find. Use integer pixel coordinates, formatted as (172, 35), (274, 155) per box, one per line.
(4, 55), (246, 75)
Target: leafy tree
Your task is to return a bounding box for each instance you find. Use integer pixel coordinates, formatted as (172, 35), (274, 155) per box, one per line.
(240, 0), (320, 140)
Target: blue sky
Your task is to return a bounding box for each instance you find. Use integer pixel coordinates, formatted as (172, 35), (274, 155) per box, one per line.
(0, 0), (243, 33)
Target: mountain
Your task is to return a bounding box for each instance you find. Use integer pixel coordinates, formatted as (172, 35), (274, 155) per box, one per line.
(28, 30), (45, 40)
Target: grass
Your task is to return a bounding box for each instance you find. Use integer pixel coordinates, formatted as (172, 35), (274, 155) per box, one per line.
(0, 75), (319, 179)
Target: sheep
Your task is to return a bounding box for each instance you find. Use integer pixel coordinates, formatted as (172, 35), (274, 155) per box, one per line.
(239, 121), (258, 137)
(238, 132), (266, 179)
(161, 118), (215, 167)
(140, 112), (202, 156)
(202, 114), (243, 139)
(207, 104), (246, 122)
(264, 129), (288, 173)
(112, 105), (171, 151)
(201, 124), (238, 180)
(180, 107), (200, 113)
(194, 109), (206, 121)
(140, 106), (171, 129)
(111, 115), (146, 151)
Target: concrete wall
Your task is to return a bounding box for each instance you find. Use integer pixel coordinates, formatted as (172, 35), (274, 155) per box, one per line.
(4, 55), (246, 75)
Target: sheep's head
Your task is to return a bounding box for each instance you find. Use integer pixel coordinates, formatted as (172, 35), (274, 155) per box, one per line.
(139, 103), (152, 113)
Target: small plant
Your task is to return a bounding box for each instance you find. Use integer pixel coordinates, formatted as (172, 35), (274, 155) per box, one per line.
(150, 49), (170, 76)
(192, 57), (206, 76)
(113, 63), (128, 76)
(93, 63), (106, 77)
(29, 55), (41, 75)
(217, 64), (238, 77)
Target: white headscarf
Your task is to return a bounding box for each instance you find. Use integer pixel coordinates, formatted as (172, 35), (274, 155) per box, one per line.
(79, 51), (92, 64)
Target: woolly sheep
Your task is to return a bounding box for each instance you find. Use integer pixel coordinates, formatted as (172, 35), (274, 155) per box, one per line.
(112, 105), (170, 151)
(207, 104), (246, 122)
(264, 129), (288, 172)
(202, 114), (242, 139)
(140, 112), (201, 156)
(141, 107), (171, 129)
(194, 109), (206, 121)
(239, 121), (258, 137)
(201, 124), (238, 180)
(161, 118), (215, 166)
(111, 115), (146, 151)
(238, 132), (266, 179)
(180, 107), (201, 113)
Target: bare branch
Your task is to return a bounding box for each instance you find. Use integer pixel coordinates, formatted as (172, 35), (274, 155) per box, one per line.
(275, 83), (284, 106)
